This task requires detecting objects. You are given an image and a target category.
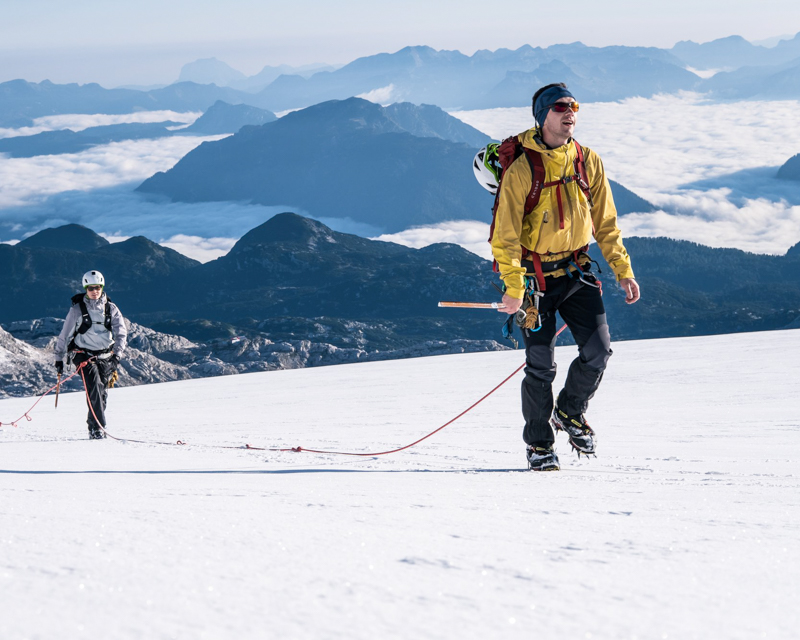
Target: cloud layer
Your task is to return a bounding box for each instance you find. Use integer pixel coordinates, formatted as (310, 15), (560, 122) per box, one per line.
(0, 134), (226, 208)
(0, 111), (201, 139)
(451, 93), (800, 254)
(374, 221), (493, 260)
(2, 96), (800, 261)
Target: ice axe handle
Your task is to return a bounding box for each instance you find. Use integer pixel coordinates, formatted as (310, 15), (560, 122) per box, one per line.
(438, 302), (499, 309)
(55, 373), (61, 408)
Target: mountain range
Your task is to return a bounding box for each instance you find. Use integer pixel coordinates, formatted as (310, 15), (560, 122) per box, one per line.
(0, 80), (276, 128)
(2, 215), (800, 350)
(136, 97), (654, 232)
(0, 101), (278, 157)
(177, 58), (339, 93)
(3, 32), (800, 128)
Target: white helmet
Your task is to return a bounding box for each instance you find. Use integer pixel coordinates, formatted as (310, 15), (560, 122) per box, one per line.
(472, 143), (501, 195)
(82, 270), (105, 288)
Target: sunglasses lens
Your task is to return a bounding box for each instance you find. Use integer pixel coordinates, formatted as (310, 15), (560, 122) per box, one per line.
(551, 102), (579, 113)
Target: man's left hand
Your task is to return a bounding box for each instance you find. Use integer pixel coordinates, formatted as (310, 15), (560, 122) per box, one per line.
(619, 278), (640, 304)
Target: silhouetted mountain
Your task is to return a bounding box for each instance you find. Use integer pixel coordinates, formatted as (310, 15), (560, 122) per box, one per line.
(777, 153), (800, 180)
(137, 98), (490, 232)
(607, 181), (656, 214)
(671, 32), (800, 70)
(0, 121), (181, 157)
(701, 58), (800, 99)
(586, 237), (800, 339)
(136, 97), (650, 231)
(176, 59), (340, 93)
(17, 224), (109, 252)
(672, 36), (767, 69)
(254, 43), (699, 111)
(477, 56), (699, 108)
(0, 226), (200, 321)
(5, 35), (800, 127)
(177, 58), (246, 87)
(229, 63), (339, 93)
(0, 80), (274, 128)
(138, 213), (497, 331)
(382, 103), (490, 147)
(3, 216), (800, 348)
(182, 100), (277, 134)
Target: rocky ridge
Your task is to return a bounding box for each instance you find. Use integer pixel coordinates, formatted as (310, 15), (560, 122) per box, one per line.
(1, 318), (506, 399)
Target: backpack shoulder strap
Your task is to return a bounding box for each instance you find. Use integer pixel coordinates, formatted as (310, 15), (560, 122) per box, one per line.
(572, 140), (593, 208)
(70, 294), (93, 335)
(104, 298), (113, 332)
(521, 148), (546, 216)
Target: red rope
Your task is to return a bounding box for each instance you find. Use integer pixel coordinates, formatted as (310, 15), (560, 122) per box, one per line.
(0, 360), (91, 429)
(4, 325), (570, 457)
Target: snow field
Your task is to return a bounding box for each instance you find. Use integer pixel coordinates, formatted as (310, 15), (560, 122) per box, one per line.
(1, 330), (799, 639)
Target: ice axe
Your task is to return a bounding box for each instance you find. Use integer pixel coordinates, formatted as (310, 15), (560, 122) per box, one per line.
(438, 301), (503, 310)
(55, 373), (61, 408)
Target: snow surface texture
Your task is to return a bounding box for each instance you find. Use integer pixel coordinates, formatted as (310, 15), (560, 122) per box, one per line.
(1, 329), (798, 639)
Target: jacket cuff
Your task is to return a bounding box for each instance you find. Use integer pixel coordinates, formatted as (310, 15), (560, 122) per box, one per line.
(613, 265), (635, 281)
(502, 275), (526, 299)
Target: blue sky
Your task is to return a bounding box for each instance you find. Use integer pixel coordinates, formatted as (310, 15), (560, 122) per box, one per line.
(1, 0), (799, 86)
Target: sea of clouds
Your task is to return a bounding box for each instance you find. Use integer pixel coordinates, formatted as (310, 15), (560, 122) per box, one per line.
(0, 112), (380, 260)
(1, 94), (799, 262)
(445, 93), (800, 256)
(0, 110), (202, 139)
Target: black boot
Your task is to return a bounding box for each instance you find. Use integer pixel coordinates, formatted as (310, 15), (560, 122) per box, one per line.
(551, 406), (595, 456)
(89, 428), (106, 440)
(526, 444), (560, 471)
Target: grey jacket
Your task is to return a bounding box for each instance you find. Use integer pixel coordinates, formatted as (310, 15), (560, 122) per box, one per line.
(54, 293), (128, 362)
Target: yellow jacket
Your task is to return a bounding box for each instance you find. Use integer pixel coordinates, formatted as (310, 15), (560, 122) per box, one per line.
(490, 128), (634, 298)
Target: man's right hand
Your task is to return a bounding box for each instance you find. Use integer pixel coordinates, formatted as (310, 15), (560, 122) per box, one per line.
(55, 361), (64, 375)
(498, 293), (524, 315)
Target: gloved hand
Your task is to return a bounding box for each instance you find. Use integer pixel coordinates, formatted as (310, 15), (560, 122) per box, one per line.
(110, 353), (120, 368)
(55, 361), (64, 375)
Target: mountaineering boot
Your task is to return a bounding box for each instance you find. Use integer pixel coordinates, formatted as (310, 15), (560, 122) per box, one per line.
(526, 444), (560, 471)
(551, 406), (595, 456)
(89, 428), (106, 440)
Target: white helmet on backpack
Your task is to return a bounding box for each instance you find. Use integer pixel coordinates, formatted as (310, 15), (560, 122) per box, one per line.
(82, 270), (105, 288)
(472, 143), (501, 195)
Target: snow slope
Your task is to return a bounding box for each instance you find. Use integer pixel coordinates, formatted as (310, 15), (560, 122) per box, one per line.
(1, 329), (798, 640)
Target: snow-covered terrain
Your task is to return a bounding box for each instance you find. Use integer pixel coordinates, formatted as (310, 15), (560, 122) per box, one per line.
(1, 329), (798, 639)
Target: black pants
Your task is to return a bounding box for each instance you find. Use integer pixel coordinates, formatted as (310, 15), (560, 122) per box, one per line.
(74, 353), (115, 434)
(521, 274), (612, 446)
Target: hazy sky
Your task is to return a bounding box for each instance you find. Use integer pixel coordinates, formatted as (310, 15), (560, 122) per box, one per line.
(1, 0), (799, 86)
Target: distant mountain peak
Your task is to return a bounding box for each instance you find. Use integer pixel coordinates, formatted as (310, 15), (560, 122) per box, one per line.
(17, 224), (109, 251)
(777, 153), (800, 181)
(183, 100), (277, 134)
(177, 58), (247, 87)
(234, 212), (334, 248)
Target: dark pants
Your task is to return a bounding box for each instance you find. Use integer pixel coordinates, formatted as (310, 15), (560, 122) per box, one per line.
(74, 354), (115, 435)
(521, 274), (612, 446)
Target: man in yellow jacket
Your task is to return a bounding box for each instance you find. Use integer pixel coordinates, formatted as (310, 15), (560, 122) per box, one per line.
(491, 82), (640, 471)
